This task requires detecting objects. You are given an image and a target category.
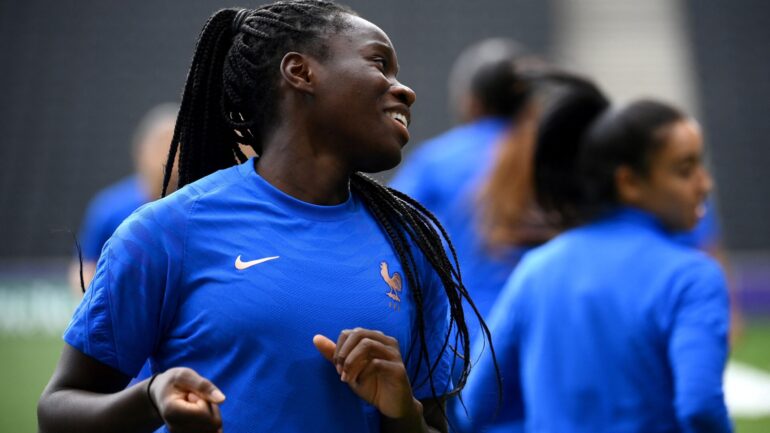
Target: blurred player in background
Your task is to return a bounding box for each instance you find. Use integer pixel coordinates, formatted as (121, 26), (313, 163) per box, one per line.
(391, 37), (559, 433)
(68, 103), (179, 294)
(460, 75), (732, 433)
(391, 38), (553, 340)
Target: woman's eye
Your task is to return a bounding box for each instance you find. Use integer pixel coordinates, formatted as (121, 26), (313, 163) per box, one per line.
(676, 165), (695, 178)
(373, 57), (387, 70)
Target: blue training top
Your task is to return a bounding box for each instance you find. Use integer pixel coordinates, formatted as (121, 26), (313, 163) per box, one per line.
(78, 175), (148, 261)
(459, 207), (732, 433)
(391, 118), (527, 339)
(64, 159), (452, 433)
(391, 118), (526, 433)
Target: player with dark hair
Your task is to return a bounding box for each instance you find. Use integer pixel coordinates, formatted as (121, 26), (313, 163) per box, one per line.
(391, 40), (555, 432)
(391, 39), (551, 342)
(459, 76), (732, 432)
(38, 2), (496, 432)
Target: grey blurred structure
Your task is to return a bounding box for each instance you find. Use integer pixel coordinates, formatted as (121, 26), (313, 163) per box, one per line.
(0, 0), (768, 259)
(552, 0), (770, 252)
(0, 0), (550, 258)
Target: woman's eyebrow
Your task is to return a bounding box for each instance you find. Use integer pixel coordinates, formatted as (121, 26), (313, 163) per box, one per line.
(674, 154), (701, 166)
(363, 41), (398, 71)
(364, 40), (393, 53)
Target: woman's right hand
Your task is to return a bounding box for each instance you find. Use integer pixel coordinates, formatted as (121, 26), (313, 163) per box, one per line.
(149, 367), (226, 433)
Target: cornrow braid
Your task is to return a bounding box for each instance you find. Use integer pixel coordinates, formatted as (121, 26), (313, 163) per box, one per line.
(162, 9), (240, 195)
(162, 0), (499, 417)
(353, 176), (499, 398)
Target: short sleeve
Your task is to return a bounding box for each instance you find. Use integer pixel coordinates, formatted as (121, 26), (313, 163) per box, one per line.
(64, 201), (187, 376)
(406, 257), (453, 400)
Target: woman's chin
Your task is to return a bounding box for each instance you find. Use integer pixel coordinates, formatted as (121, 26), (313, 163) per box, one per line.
(359, 152), (403, 174)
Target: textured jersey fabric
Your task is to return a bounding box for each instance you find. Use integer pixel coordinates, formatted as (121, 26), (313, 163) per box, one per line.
(64, 159), (452, 433)
(459, 207), (732, 433)
(78, 175), (147, 261)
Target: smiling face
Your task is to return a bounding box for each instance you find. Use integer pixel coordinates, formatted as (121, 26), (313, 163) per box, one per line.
(309, 14), (416, 173)
(620, 119), (713, 231)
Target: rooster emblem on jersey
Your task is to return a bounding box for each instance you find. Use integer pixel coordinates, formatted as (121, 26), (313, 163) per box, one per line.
(380, 261), (402, 310)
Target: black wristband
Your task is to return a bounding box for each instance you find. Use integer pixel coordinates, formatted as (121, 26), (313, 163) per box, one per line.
(147, 373), (163, 419)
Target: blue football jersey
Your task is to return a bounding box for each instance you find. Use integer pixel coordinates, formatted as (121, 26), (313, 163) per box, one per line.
(65, 159), (452, 433)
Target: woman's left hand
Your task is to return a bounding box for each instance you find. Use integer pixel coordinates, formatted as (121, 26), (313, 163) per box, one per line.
(313, 328), (422, 419)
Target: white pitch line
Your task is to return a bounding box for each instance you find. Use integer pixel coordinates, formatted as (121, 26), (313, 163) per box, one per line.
(725, 361), (770, 418)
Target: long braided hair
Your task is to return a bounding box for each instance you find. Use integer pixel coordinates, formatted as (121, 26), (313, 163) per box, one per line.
(161, 0), (498, 411)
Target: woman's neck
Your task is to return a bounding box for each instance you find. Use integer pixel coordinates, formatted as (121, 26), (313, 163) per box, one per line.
(255, 132), (352, 206)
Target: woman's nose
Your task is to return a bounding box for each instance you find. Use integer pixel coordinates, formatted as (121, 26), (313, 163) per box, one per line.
(391, 81), (416, 107)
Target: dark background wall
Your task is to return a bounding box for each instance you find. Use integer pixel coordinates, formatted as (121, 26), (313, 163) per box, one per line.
(0, 0), (550, 258)
(0, 0), (767, 258)
(687, 0), (770, 250)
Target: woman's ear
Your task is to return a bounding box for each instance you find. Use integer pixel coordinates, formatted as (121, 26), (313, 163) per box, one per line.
(280, 52), (316, 94)
(615, 165), (644, 206)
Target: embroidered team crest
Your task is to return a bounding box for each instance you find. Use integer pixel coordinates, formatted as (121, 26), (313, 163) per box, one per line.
(380, 262), (402, 311)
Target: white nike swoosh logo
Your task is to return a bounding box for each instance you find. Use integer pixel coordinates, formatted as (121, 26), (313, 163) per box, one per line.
(235, 255), (280, 270)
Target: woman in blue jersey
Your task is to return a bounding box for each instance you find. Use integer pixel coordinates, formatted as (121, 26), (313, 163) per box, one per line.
(390, 39), (555, 344)
(390, 40), (556, 433)
(37, 2), (496, 432)
(459, 76), (732, 432)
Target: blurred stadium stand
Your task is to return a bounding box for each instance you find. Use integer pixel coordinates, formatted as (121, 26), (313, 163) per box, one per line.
(0, 0), (767, 306)
(0, 0), (550, 259)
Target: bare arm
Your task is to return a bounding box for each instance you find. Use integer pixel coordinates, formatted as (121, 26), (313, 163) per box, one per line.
(67, 260), (96, 297)
(38, 344), (225, 433)
(313, 329), (447, 433)
(38, 344), (162, 433)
